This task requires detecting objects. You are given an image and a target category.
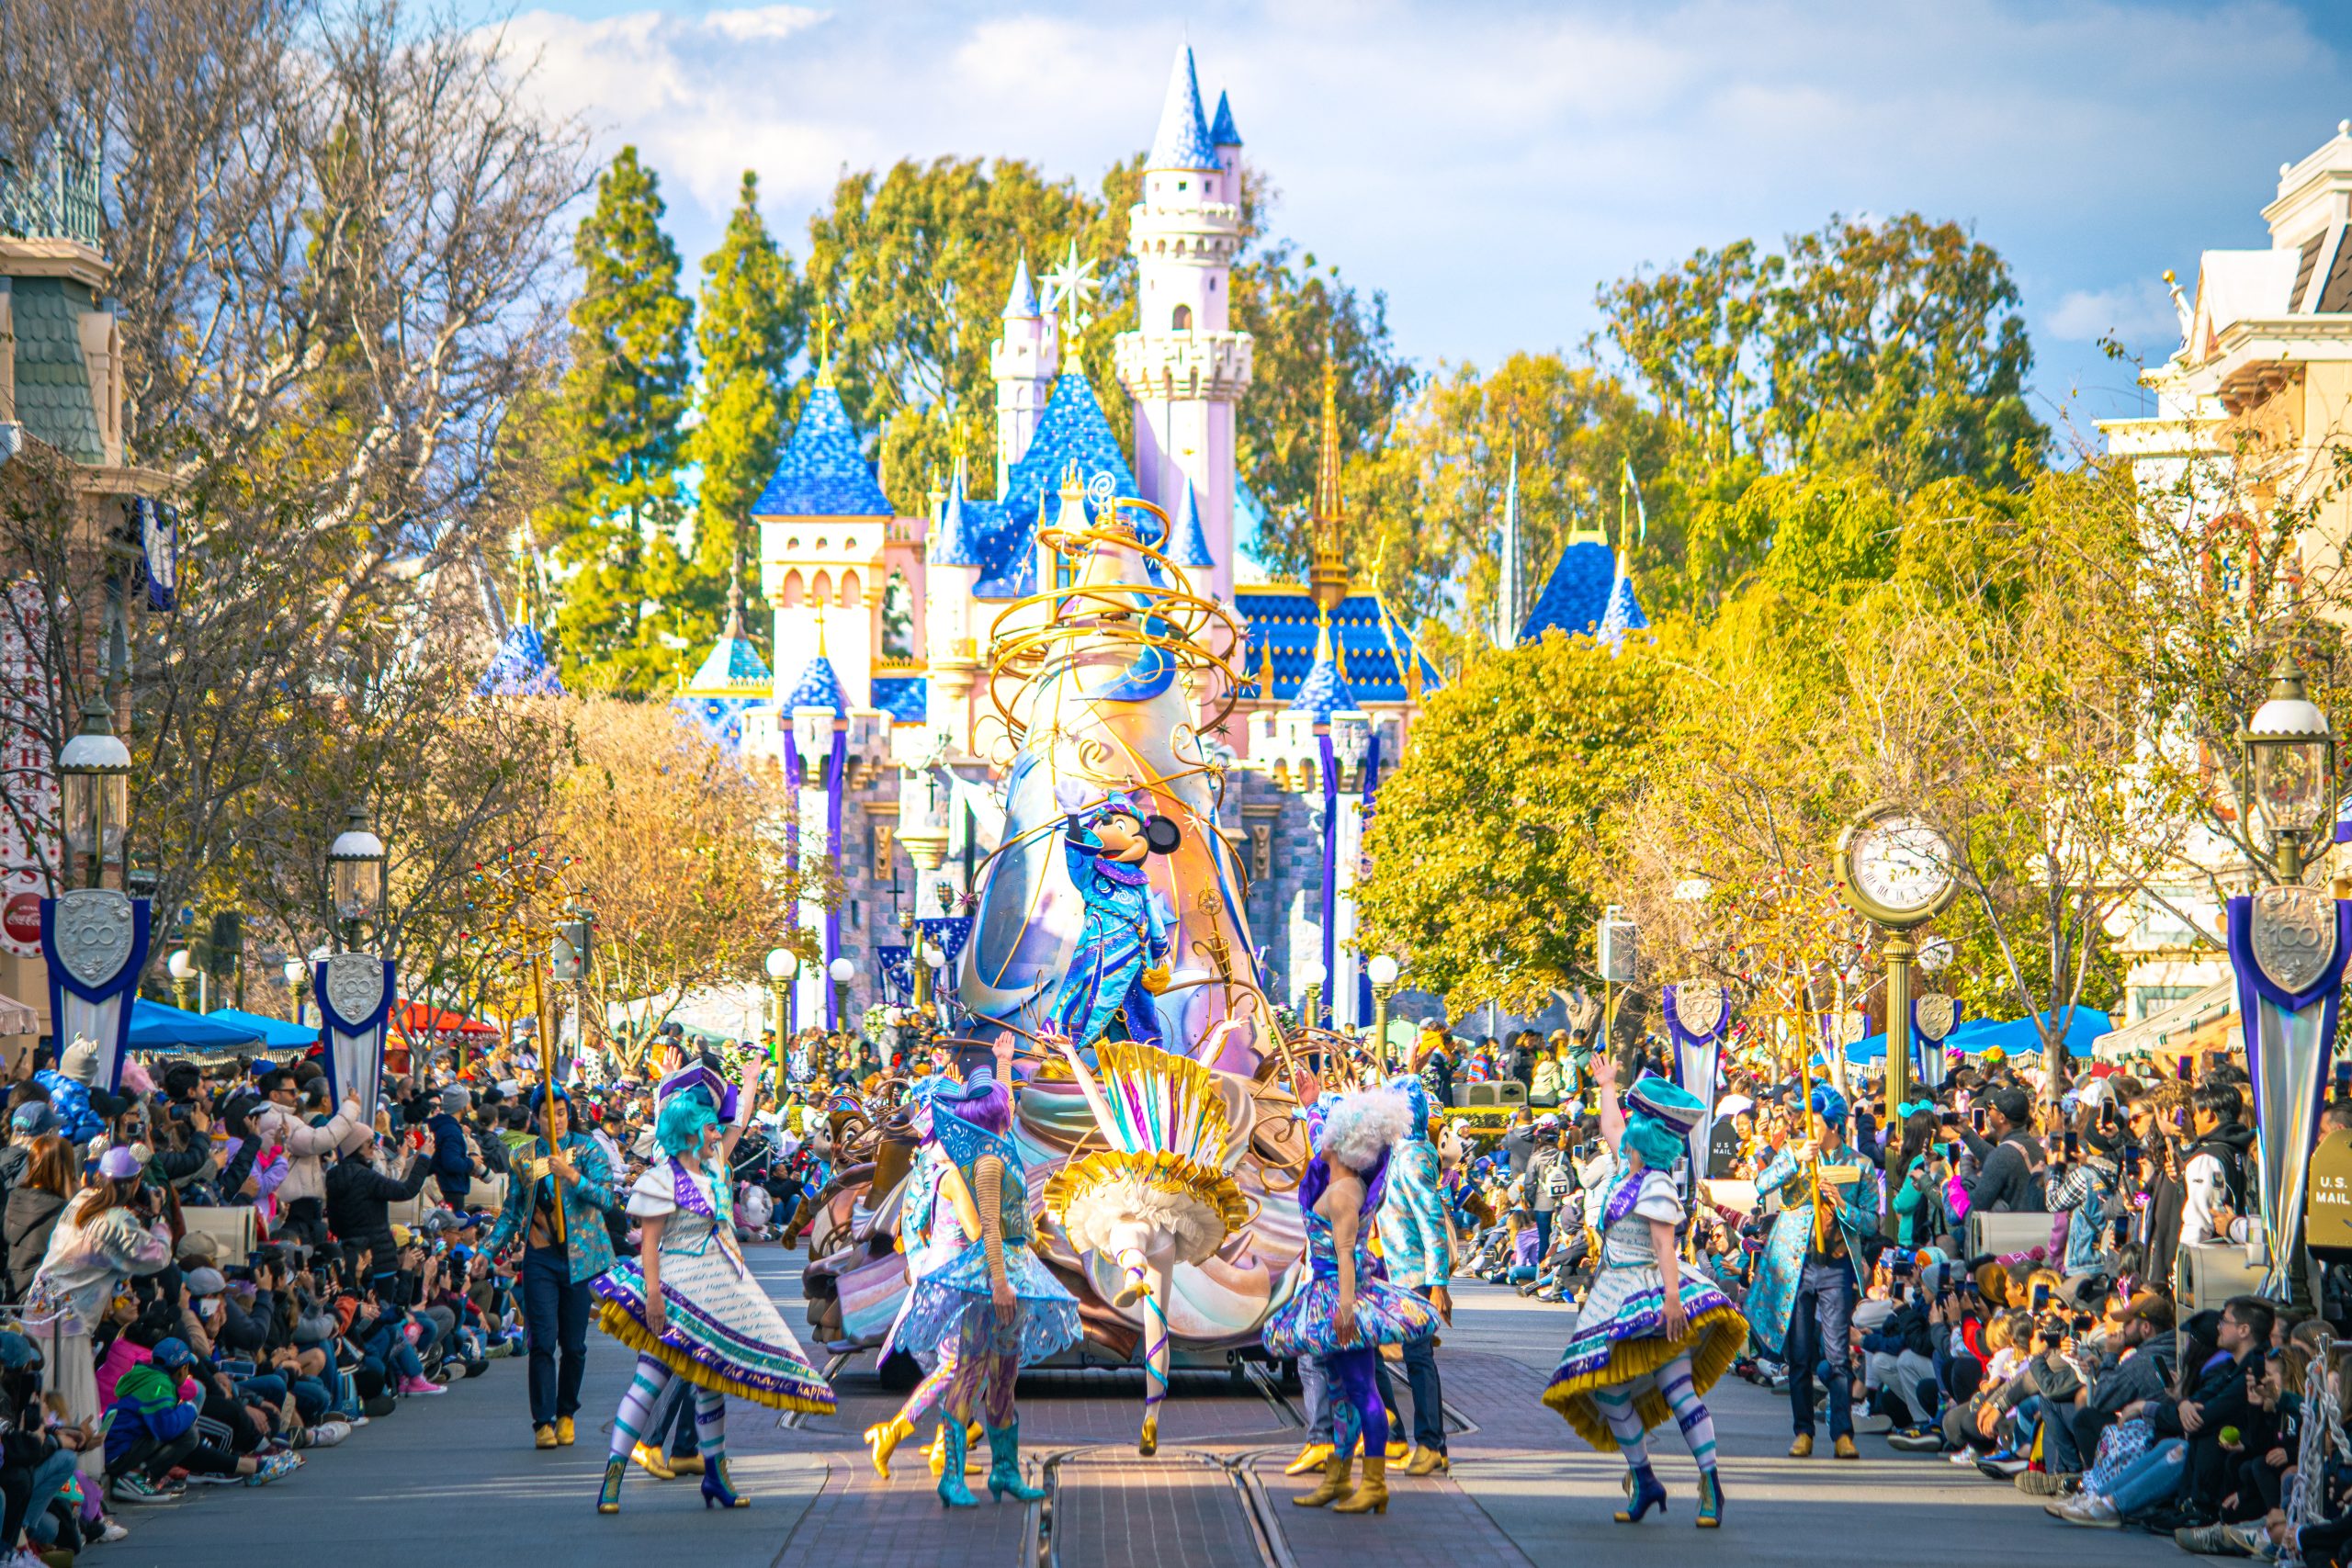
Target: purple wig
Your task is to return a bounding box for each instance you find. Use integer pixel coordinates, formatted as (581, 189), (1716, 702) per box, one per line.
(939, 1077), (1012, 1136)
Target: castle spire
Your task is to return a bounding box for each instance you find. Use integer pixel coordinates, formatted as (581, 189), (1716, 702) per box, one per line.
(1308, 356), (1348, 617)
(1147, 43), (1218, 172)
(814, 303), (837, 389)
(1495, 445), (1521, 648)
(1003, 249), (1038, 320)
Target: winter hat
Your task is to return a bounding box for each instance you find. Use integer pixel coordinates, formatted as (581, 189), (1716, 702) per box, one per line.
(60, 1038), (99, 1086)
(439, 1085), (469, 1116)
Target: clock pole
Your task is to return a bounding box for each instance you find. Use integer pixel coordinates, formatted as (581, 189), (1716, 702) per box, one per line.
(1883, 928), (1916, 1136)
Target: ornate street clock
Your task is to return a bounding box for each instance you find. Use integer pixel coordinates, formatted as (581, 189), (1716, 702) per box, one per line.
(1835, 804), (1960, 930)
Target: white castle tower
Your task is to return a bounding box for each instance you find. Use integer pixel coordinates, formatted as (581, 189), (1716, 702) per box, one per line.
(1114, 44), (1253, 604)
(988, 251), (1057, 495)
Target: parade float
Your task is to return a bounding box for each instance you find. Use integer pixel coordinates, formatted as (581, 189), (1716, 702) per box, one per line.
(800, 473), (1335, 1451)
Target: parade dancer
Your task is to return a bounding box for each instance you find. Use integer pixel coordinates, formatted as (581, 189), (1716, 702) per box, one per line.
(1046, 781), (1172, 1051)
(1377, 1075), (1455, 1475)
(484, 1088), (624, 1450)
(892, 1042), (1081, 1507)
(1541, 1058), (1746, 1528)
(594, 1068), (835, 1515)
(863, 1075), (979, 1481)
(1746, 1081), (1878, 1461)
(1263, 1085), (1440, 1518)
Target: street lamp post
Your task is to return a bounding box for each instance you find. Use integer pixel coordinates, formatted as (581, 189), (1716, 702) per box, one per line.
(829, 955), (855, 1040)
(327, 804), (387, 952)
(167, 948), (196, 1011)
(57, 695), (130, 889)
(2245, 649), (2338, 885)
(1365, 953), (1400, 1075)
(922, 946), (948, 1023)
(283, 956), (307, 1028)
(1298, 956), (1327, 1043)
(764, 947), (797, 1080)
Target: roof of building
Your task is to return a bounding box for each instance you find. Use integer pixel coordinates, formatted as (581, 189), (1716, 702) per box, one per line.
(1209, 89), (1241, 148)
(1596, 556), (1649, 648)
(970, 367), (1141, 597)
(7, 277), (103, 462)
(871, 675), (929, 724)
(1165, 476), (1215, 570)
(673, 694), (760, 754)
(752, 385), (892, 518)
(477, 622), (564, 697)
(1147, 45), (1219, 172)
(1234, 587), (1435, 705)
(1287, 626), (1361, 719)
(1003, 250), (1039, 320)
(1519, 539), (1618, 643)
(782, 652), (847, 714)
(681, 610), (773, 698)
(932, 463), (984, 568)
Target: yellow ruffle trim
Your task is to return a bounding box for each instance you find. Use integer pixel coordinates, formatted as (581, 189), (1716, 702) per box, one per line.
(594, 1300), (836, 1416)
(1539, 1304), (1748, 1453)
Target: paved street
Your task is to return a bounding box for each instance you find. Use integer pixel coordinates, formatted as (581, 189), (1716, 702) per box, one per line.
(107, 1245), (2201, 1568)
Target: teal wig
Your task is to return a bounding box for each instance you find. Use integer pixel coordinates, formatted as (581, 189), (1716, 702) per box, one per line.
(1623, 1115), (1688, 1173)
(656, 1094), (720, 1158)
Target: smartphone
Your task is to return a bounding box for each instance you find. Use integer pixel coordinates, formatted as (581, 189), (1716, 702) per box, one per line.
(2064, 1131), (2079, 1158)
(2336, 1060), (2351, 1096)
(2177, 1055), (2193, 1083)
(1971, 1107), (1985, 1134)
(2100, 1102), (2119, 1131)
(2030, 1281), (2052, 1313)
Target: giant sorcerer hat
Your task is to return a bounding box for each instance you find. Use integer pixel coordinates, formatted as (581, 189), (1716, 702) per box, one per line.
(1623, 1073), (1706, 1135)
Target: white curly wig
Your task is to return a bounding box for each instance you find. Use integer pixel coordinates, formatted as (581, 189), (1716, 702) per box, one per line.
(1313, 1087), (1412, 1172)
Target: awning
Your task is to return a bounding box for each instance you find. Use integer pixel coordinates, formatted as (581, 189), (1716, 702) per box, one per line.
(129, 999), (266, 1051)
(1847, 1007), (2111, 1062)
(202, 1008), (321, 1051)
(2091, 977), (2235, 1061)
(0, 992), (33, 1036)
(391, 1001), (498, 1040)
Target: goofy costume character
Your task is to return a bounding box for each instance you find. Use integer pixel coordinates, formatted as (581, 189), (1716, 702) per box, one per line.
(1746, 1081), (1879, 1459)
(1048, 787), (1172, 1051)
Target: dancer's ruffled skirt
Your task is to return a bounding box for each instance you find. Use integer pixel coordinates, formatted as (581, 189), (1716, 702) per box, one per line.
(892, 1243), (1082, 1370)
(1261, 1274), (1439, 1359)
(593, 1253), (836, 1414)
(1540, 1263), (1746, 1451)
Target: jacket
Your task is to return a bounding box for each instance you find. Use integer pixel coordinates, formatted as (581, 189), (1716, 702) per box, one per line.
(482, 1133), (620, 1285)
(2086, 1328), (2179, 1418)
(30, 1073), (100, 1146)
(1960, 1128), (2046, 1213)
(427, 1112), (475, 1202)
(252, 1100), (367, 1206)
(2154, 1347), (2262, 1440)
(1746, 1142), (1880, 1359)
(103, 1360), (195, 1467)
(1376, 1137), (1453, 1292)
(1, 1190), (62, 1303)
(323, 1152), (433, 1272)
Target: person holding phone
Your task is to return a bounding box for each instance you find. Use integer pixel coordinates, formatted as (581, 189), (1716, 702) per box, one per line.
(1959, 1089), (2046, 1217)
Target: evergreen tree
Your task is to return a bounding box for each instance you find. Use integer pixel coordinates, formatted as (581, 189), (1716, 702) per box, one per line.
(544, 146), (695, 694)
(685, 172), (803, 638)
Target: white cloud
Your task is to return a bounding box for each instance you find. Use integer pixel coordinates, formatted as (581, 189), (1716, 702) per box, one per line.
(485, 0), (2351, 423)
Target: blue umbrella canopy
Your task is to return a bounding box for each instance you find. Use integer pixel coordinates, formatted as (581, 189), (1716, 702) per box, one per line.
(201, 1008), (319, 1050)
(128, 999), (266, 1051)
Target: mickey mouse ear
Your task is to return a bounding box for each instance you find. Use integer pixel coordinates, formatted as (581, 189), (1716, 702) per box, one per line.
(1143, 816), (1182, 854)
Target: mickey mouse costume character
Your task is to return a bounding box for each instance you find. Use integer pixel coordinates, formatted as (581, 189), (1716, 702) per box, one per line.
(1047, 780), (1175, 1052)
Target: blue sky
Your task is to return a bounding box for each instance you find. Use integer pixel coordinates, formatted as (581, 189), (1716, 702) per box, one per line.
(489, 0), (2352, 438)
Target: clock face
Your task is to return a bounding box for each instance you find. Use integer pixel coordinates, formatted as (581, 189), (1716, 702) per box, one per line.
(1848, 812), (1955, 918)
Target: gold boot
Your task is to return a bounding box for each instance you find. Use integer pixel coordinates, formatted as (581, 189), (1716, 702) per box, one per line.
(926, 1421), (986, 1476)
(630, 1442), (676, 1481)
(1293, 1448), (1351, 1507)
(866, 1416), (915, 1481)
(671, 1451), (706, 1475)
(1283, 1442), (1333, 1477)
(1335, 1451), (1389, 1515)
(1405, 1446), (1449, 1477)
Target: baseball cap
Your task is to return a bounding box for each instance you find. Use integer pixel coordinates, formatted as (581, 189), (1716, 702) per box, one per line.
(8, 1103), (56, 1137)
(151, 1337), (193, 1370)
(184, 1267), (227, 1299)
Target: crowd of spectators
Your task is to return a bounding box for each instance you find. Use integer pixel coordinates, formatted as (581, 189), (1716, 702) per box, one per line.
(1426, 1016), (2352, 1562)
(0, 1027), (821, 1568)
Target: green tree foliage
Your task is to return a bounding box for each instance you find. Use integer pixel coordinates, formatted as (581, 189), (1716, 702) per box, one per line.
(1355, 633), (1666, 1010)
(1342, 353), (1668, 632)
(806, 154), (1134, 510)
(686, 171), (804, 637)
(542, 147), (695, 694)
(1593, 212), (2047, 519)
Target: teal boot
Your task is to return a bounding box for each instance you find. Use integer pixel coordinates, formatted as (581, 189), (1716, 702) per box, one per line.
(984, 1421), (1046, 1503)
(937, 1420), (978, 1508)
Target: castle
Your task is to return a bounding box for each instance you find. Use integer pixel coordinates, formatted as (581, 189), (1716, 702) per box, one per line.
(601, 44), (1646, 1035)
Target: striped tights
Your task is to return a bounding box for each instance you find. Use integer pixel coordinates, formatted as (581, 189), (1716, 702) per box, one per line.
(609, 1354), (725, 1462)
